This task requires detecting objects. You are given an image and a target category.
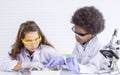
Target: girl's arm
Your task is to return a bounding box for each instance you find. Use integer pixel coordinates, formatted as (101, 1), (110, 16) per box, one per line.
(12, 62), (22, 71)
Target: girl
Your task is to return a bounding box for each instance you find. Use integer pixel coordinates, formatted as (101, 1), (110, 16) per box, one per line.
(0, 20), (59, 71)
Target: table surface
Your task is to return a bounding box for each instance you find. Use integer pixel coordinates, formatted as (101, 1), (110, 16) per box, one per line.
(0, 70), (120, 75)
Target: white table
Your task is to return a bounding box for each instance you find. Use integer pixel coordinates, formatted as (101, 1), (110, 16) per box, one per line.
(0, 70), (120, 75)
(61, 70), (120, 75)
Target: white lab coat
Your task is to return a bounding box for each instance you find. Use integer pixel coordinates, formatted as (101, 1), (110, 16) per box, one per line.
(72, 36), (109, 73)
(0, 44), (59, 71)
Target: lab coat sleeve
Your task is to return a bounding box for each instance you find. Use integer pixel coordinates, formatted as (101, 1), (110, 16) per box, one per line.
(79, 52), (109, 73)
(89, 52), (110, 70)
(0, 55), (18, 71)
(40, 45), (63, 64)
(78, 64), (97, 73)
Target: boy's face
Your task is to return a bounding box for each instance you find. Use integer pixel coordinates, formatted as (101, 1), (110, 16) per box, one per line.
(73, 25), (94, 44)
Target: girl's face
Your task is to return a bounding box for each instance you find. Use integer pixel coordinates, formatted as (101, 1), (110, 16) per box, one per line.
(22, 31), (40, 53)
(73, 25), (94, 44)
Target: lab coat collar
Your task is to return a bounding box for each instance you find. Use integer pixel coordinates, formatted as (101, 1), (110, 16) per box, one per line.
(22, 47), (41, 57)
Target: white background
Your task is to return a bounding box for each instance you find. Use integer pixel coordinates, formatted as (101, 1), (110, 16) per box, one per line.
(0, 0), (120, 56)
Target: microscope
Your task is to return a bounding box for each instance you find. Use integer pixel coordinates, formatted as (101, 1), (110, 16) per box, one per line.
(100, 29), (120, 71)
